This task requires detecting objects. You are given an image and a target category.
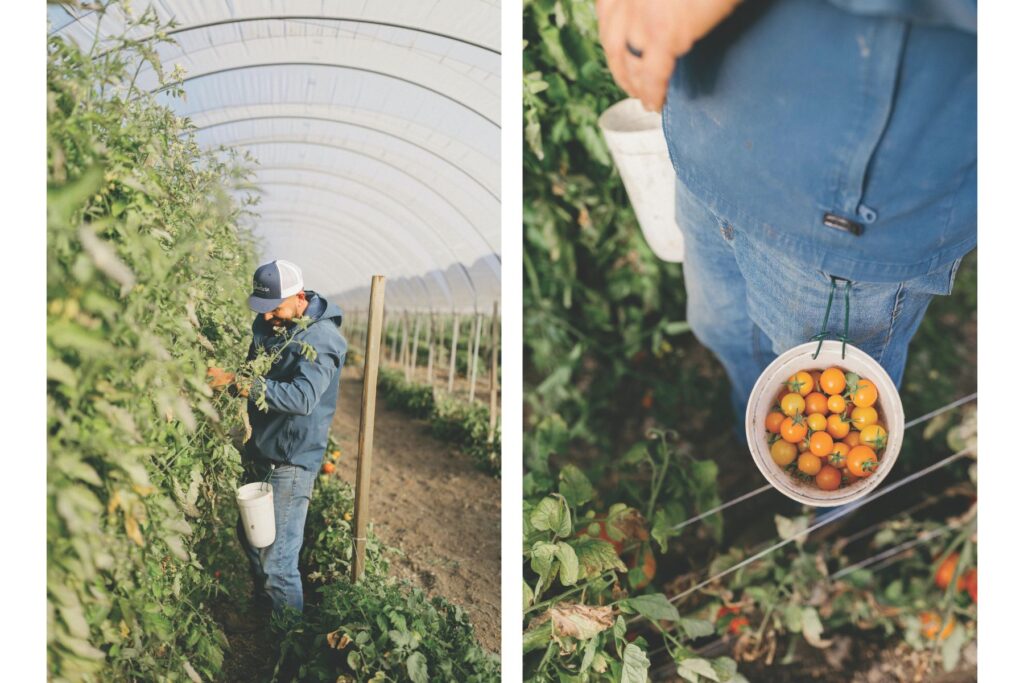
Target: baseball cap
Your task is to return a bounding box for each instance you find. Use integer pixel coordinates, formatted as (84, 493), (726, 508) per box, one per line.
(248, 259), (304, 313)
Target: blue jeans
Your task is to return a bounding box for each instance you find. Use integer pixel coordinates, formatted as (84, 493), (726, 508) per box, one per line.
(675, 180), (963, 430)
(237, 462), (318, 615)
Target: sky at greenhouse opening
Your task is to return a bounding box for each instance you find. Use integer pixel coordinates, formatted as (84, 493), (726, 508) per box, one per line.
(49, 1), (501, 314)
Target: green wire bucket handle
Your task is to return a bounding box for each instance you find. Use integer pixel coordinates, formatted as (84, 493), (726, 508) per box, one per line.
(810, 276), (852, 360)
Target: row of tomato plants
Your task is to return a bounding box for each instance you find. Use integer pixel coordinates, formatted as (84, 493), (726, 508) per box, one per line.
(266, 470), (500, 682)
(376, 367), (501, 476)
(47, 6), (262, 680)
(523, 415), (978, 681)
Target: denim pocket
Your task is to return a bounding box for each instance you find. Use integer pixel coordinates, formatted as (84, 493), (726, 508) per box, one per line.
(906, 256), (965, 297)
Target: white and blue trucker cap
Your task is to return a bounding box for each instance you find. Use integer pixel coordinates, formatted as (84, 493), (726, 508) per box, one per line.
(248, 259), (304, 313)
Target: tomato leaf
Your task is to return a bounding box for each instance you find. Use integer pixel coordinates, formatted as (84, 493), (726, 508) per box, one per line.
(620, 643), (650, 683)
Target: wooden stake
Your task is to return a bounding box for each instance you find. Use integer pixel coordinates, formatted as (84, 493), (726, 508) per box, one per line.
(425, 313), (435, 386)
(399, 313), (409, 373)
(352, 275), (386, 583)
(488, 301), (500, 444)
(447, 312), (460, 393)
(469, 313), (483, 402)
(410, 313), (422, 379)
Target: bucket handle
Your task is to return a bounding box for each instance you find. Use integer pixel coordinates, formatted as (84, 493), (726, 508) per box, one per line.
(810, 276), (852, 361)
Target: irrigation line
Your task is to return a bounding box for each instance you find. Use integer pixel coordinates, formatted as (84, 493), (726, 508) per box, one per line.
(830, 523), (956, 581)
(669, 393), (977, 533)
(654, 447), (971, 613)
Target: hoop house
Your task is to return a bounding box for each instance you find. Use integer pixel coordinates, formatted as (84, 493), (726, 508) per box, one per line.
(49, 0), (501, 314)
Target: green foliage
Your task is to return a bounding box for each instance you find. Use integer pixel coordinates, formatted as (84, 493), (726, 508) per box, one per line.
(274, 579), (499, 683)
(301, 475), (389, 586)
(377, 368), (501, 476)
(524, 0), (701, 463)
(47, 4), (259, 680)
(523, 462), (738, 682)
(276, 475), (498, 682)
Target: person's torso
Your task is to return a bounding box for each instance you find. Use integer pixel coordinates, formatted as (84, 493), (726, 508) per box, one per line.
(662, 0), (976, 282)
(246, 293), (345, 469)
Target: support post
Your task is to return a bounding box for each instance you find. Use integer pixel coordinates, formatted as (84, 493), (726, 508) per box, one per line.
(352, 276), (386, 583)
(488, 301), (500, 444)
(409, 313), (422, 380)
(469, 313), (483, 402)
(447, 312), (460, 394)
(426, 312), (435, 386)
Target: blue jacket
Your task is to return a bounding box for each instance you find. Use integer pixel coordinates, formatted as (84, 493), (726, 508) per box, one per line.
(244, 291), (347, 471)
(663, 0), (976, 282)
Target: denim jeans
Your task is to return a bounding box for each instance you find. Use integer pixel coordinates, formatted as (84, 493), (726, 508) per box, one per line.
(675, 179), (963, 430)
(237, 461), (318, 615)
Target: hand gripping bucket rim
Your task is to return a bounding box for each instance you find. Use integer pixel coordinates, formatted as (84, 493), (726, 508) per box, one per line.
(745, 340), (905, 507)
(236, 481), (276, 548)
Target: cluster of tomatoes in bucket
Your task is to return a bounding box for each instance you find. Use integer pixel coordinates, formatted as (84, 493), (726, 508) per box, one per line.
(764, 367), (888, 491)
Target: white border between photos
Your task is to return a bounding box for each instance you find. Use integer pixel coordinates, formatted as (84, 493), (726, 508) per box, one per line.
(500, 0), (525, 678)
(7, 2), (45, 677)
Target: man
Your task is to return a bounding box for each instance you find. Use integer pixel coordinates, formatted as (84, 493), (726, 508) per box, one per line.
(597, 0), (976, 425)
(209, 259), (347, 623)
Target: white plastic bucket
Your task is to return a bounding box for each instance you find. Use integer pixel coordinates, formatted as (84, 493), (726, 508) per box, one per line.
(236, 482), (276, 548)
(598, 98), (684, 263)
(745, 340), (905, 507)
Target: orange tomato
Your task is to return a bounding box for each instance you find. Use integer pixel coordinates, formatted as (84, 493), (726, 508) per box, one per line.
(846, 446), (878, 477)
(805, 392), (828, 416)
(935, 552), (960, 590)
(797, 452), (822, 476)
(920, 612), (955, 641)
(843, 430), (861, 448)
(827, 394), (848, 414)
(728, 616), (750, 635)
(322, 461), (336, 475)
(820, 367), (846, 395)
(815, 464), (841, 491)
(826, 413), (851, 439)
(780, 416), (809, 444)
(851, 379), (878, 408)
(809, 431), (834, 457)
(765, 411), (786, 434)
(628, 544), (657, 590)
(829, 442), (850, 468)
(787, 371), (814, 396)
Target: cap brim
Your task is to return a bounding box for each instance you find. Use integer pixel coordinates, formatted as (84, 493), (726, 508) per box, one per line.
(248, 294), (285, 313)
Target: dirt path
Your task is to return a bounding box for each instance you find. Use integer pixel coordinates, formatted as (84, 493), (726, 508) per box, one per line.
(329, 365), (502, 652)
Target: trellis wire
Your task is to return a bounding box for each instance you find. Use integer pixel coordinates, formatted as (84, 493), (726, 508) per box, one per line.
(669, 392), (977, 533)
(830, 522), (957, 581)
(657, 447), (971, 611)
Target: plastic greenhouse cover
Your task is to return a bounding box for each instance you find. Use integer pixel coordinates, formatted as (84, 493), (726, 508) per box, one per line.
(49, 1), (500, 313)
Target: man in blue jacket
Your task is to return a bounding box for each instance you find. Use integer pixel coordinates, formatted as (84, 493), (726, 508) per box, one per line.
(210, 259), (347, 621)
(597, 0), (975, 427)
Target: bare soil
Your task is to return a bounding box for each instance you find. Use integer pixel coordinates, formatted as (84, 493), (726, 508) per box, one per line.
(329, 364), (502, 652)
(215, 363), (501, 682)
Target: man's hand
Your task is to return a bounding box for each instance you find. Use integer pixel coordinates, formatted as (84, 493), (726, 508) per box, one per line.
(596, 0), (742, 111)
(207, 366), (236, 391)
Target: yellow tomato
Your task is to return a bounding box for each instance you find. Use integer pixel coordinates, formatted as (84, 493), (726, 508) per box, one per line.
(780, 393), (806, 417)
(806, 413), (828, 432)
(859, 424), (888, 450)
(770, 439), (798, 466)
(850, 406), (878, 430)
